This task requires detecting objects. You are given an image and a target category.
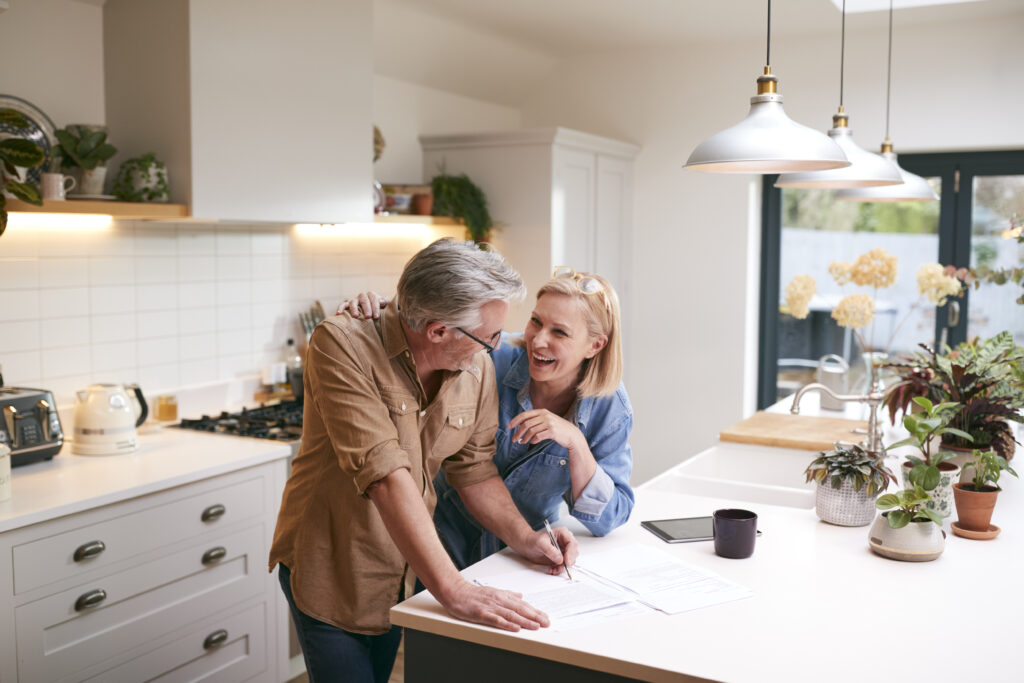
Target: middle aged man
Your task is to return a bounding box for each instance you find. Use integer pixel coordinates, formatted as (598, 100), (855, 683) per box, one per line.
(269, 238), (577, 683)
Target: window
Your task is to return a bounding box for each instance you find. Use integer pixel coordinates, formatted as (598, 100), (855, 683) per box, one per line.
(758, 150), (1024, 409)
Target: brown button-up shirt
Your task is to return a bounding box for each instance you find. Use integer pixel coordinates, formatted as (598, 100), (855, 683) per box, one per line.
(268, 307), (500, 634)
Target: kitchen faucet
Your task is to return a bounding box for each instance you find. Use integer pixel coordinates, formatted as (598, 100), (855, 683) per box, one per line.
(790, 382), (894, 454)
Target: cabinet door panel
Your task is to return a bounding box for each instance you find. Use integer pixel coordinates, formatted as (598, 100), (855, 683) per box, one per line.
(16, 524), (264, 682)
(554, 148), (596, 271)
(13, 476), (264, 595)
(81, 602), (267, 683)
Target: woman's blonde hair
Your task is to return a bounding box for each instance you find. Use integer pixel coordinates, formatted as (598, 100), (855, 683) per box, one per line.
(536, 272), (622, 398)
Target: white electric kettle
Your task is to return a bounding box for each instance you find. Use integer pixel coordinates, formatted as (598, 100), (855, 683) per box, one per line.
(72, 384), (149, 455)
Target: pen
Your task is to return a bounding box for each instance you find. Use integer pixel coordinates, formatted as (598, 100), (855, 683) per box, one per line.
(543, 519), (573, 581)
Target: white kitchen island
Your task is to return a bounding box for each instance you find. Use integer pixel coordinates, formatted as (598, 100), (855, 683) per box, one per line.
(391, 416), (1024, 682)
(0, 426), (292, 683)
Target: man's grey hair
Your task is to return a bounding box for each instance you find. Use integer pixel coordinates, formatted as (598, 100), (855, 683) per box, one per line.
(397, 238), (526, 332)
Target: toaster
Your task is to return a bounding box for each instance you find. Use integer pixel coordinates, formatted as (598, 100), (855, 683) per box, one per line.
(0, 386), (64, 467)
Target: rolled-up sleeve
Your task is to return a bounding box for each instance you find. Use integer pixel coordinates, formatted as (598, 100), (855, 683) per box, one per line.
(306, 324), (411, 495)
(565, 400), (635, 536)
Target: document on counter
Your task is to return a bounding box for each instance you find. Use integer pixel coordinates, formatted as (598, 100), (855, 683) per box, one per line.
(474, 566), (649, 630)
(575, 544), (753, 615)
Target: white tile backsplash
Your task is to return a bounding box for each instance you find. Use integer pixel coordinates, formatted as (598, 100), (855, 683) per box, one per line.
(1, 220), (422, 402)
(39, 287), (91, 318)
(41, 316), (90, 349)
(0, 257), (40, 289)
(39, 258), (89, 288)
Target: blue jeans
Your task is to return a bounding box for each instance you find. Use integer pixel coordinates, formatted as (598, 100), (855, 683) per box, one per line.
(277, 564), (402, 683)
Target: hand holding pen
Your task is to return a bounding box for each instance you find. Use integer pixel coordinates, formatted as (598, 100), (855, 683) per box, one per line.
(544, 519), (576, 581)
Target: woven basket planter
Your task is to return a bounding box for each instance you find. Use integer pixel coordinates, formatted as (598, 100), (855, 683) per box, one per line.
(815, 480), (878, 526)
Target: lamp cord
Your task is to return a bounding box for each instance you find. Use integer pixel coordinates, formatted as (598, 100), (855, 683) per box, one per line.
(839, 0), (846, 108)
(885, 0), (894, 139)
(766, 0), (771, 65)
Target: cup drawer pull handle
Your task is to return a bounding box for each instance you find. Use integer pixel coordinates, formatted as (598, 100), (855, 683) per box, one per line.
(75, 588), (107, 612)
(204, 629), (229, 650)
(73, 540), (106, 562)
(202, 546), (227, 565)
(201, 504), (226, 522)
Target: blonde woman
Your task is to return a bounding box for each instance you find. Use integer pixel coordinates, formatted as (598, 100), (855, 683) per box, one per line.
(342, 267), (634, 569)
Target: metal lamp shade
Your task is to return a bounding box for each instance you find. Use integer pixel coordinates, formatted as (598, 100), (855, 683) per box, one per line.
(835, 150), (938, 202)
(775, 124), (903, 188)
(685, 92), (849, 174)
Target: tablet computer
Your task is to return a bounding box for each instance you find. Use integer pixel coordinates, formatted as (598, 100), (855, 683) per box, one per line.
(641, 516), (762, 543)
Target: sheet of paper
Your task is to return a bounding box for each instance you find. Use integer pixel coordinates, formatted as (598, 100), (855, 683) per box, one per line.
(575, 544), (753, 615)
(474, 565), (644, 629)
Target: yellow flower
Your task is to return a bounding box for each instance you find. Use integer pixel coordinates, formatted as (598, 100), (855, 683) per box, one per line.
(916, 263), (963, 306)
(829, 261), (852, 286)
(832, 293), (875, 329)
(784, 275), (816, 319)
(849, 247), (898, 289)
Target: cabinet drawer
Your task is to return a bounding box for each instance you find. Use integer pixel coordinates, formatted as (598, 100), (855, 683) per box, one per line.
(82, 602), (267, 683)
(13, 475), (264, 594)
(16, 524), (264, 683)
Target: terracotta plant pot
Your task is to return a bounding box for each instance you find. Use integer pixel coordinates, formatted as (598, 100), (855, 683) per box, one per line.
(901, 460), (960, 522)
(412, 193), (433, 216)
(952, 483), (999, 531)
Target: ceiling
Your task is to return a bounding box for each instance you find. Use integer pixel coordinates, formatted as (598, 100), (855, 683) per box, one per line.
(384, 0), (1020, 58)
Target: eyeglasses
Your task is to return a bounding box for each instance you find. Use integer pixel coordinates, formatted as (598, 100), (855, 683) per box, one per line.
(553, 266), (612, 314)
(456, 327), (501, 353)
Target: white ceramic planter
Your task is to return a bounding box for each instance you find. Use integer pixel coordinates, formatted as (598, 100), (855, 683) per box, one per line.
(815, 480), (876, 526)
(868, 513), (945, 562)
(901, 461), (960, 523)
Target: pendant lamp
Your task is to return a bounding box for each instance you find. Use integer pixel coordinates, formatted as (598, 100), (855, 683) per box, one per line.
(683, 0), (849, 174)
(775, 0), (902, 188)
(836, 0), (937, 202)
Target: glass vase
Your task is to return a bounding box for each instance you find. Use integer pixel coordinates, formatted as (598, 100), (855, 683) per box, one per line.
(860, 350), (888, 393)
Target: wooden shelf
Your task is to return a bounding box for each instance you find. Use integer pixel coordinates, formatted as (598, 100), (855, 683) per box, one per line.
(5, 198), (188, 220)
(373, 214), (459, 226)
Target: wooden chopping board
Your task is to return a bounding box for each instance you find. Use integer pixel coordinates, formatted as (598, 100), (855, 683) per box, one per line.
(719, 411), (869, 451)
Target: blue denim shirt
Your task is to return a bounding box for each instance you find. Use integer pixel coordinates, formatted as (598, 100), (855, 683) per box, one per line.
(433, 334), (635, 569)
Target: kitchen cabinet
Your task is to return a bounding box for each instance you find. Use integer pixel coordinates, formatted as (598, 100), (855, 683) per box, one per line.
(103, 0), (373, 224)
(0, 434), (290, 683)
(420, 128), (638, 332)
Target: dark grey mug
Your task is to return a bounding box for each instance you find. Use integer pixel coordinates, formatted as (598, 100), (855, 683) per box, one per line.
(713, 509), (758, 559)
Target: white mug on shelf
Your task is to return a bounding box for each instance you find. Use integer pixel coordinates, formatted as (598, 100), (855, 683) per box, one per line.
(41, 172), (76, 200)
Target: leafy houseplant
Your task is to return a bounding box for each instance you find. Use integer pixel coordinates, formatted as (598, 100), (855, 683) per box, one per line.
(883, 333), (1024, 461)
(112, 153), (170, 202)
(804, 443), (895, 526)
(56, 124), (117, 196)
(952, 449), (1018, 535)
(431, 171), (494, 243)
(0, 108), (46, 236)
(869, 484), (945, 562)
(887, 397), (971, 519)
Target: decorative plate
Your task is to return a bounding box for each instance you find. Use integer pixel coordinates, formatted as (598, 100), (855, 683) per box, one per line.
(0, 94), (57, 187)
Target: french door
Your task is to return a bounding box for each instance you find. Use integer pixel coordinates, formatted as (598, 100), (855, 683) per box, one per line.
(758, 150), (1024, 410)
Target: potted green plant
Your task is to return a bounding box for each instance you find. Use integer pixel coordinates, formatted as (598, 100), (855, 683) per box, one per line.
(112, 153), (170, 202)
(0, 108), (46, 236)
(804, 443), (895, 526)
(884, 333), (1024, 463)
(952, 449), (1018, 539)
(869, 484), (945, 562)
(886, 397), (972, 520)
(55, 124), (117, 196)
(430, 171), (494, 243)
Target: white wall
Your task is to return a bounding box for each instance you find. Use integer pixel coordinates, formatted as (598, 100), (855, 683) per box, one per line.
(518, 12), (1024, 484)
(372, 74), (522, 184)
(0, 0), (105, 126)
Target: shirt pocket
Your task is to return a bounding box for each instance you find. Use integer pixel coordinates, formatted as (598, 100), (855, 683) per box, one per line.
(381, 388), (419, 451)
(431, 405), (477, 459)
(512, 450), (571, 508)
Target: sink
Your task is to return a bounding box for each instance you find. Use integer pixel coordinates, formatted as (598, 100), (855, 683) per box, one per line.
(643, 442), (816, 509)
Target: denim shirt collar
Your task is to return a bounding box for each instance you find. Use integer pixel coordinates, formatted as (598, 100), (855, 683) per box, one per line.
(503, 351), (595, 428)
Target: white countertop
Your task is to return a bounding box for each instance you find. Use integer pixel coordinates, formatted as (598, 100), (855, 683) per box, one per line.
(0, 424), (292, 533)
(390, 399), (1024, 683)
